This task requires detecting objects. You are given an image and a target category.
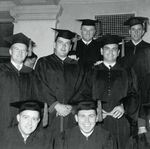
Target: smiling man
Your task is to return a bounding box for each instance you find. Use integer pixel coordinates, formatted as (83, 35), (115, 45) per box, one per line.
(74, 19), (102, 68)
(55, 100), (115, 149)
(35, 28), (87, 138)
(121, 17), (150, 136)
(1, 100), (53, 149)
(0, 33), (36, 134)
(81, 34), (139, 149)
(123, 17), (150, 56)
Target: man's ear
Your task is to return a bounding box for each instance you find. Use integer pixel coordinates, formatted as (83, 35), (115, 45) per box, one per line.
(16, 114), (20, 122)
(129, 29), (131, 35)
(9, 48), (12, 56)
(75, 114), (78, 122)
(69, 44), (72, 52)
(37, 118), (40, 124)
(100, 48), (104, 55)
(142, 29), (145, 37)
(117, 49), (120, 56)
(96, 115), (99, 122)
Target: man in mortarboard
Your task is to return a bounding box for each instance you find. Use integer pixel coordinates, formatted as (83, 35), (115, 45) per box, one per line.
(70, 19), (102, 68)
(81, 34), (139, 149)
(1, 100), (53, 149)
(123, 16), (150, 56)
(54, 99), (116, 149)
(0, 33), (37, 134)
(121, 17), (150, 136)
(35, 28), (87, 138)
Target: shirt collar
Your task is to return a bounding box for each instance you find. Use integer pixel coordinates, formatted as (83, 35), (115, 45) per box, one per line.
(82, 39), (92, 45)
(80, 129), (94, 139)
(18, 125), (29, 144)
(11, 60), (23, 71)
(103, 61), (116, 69)
(131, 39), (142, 46)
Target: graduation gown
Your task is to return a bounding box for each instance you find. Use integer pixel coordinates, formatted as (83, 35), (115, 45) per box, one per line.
(82, 63), (139, 149)
(120, 40), (150, 117)
(1, 125), (52, 149)
(55, 125), (115, 149)
(120, 40), (150, 88)
(0, 63), (34, 133)
(124, 40), (150, 56)
(126, 133), (150, 149)
(76, 39), (102, 67)
(35, 54), (87, 136)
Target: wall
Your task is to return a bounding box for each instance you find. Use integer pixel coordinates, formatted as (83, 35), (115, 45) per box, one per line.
(13, 20), (56, 57)
(0, 2), (61, 58)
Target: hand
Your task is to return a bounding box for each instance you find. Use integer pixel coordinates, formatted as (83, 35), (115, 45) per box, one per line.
(138, 127), (147, 134)
(55, 103), (72, 117)
(68, 55), (79, 61)
(102, 109), (108, 119)
(111, 104), (125, 119)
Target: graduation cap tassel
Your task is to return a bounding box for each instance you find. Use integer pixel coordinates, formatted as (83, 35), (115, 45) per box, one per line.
(121, 39), (125, 57)
(27, 39), (33, 57)
(97, 100), (103, 122)
(42, 102), (49, 127)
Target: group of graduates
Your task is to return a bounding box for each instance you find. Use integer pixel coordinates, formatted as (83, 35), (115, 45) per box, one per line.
(0, 15), (150, 149)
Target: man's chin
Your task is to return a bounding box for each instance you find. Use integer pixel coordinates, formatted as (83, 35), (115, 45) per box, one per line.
(82, 127), (93, 133)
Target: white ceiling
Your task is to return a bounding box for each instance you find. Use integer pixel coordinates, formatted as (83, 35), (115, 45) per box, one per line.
(0, 0), (61, 5)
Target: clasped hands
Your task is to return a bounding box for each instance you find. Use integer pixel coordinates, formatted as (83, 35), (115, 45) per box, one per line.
(102, 104), (125, 119)
(54, 103), (72, 117)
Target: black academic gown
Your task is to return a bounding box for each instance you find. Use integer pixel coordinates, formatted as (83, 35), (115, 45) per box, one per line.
(76, 39), (102, 68)
(124, 40), (150, 56)
(1, 125), (52, 149)
(120, 40), (150, 117)
(0, 63), (34, 133)
(35, 54), (87, 136)
(122, 40), (150, 82)
(55, 125), (115, 149)
(126, 133), (150, 149)
(82, 63), (139, 149)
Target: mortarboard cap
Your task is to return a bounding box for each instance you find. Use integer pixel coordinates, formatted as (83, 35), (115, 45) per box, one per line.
(100, 34), (123, 47)
(71, 96), (98, 114)
(75, 100), (97, 114)
(124, 17), (149, 27)
(77, 19), (98, 26)
(10, 100), (44, 114)
(4, 33), (35, 48)
(52, 28), (76, 40)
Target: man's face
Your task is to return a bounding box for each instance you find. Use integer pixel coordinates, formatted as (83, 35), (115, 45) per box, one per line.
(17, 110), (40, 136)
(81, 25), (96, 42)
(101, 44), (120, 63)
(75, 110), (97, 134)
(9, 43), (27, 64)
(55, 37), (71, 59)
(129, 24), (144, 43)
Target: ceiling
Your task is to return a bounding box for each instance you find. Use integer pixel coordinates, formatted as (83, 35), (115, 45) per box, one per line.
(0, 0), (61, 5)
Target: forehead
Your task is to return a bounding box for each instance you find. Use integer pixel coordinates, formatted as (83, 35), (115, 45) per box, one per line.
(78, 109), (96, 115)
(130, 24), (143, 29)
(57, 37), (71, 43)
(12, 43), (27, 50)
(81, 25), (95, 30)
(103, 43), (118, 49)
(20, 110), (39, 117)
